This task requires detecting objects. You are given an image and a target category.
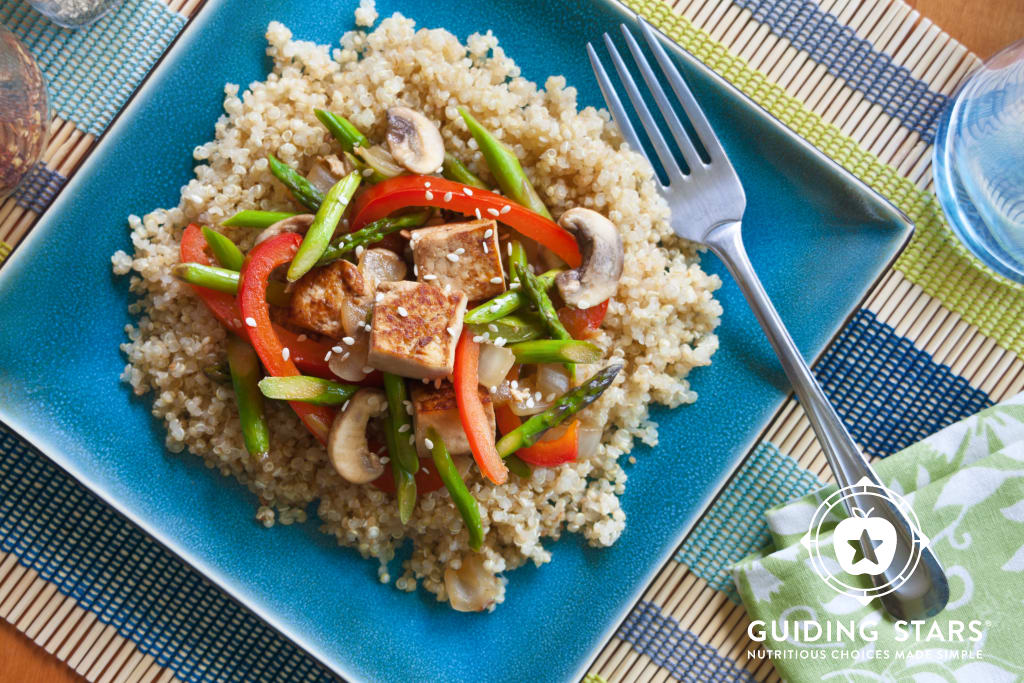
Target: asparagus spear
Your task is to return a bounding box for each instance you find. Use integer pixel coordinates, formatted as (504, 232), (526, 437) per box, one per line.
(458, 107), (552, 219)
(505, 455), (532, 479)
(343, 151), (388, 184)
(203, 362), (231, 384)
(316, 209), (431, 267)
(257, 376), (359, 405)
(226, 336), (271, 459)
(426, 428), (484, 551)
(202, 226), (245, 271)
(267, 153), (324, 211)
(384, 413), (417, 524)
(222, 210), (299, 229)
(383, 373), (420, 476)
(287, 171), (361, 282)
(441, 152), (488, 190)
(509, 339), (602, 364)
(495, 363), (622, 457)
(467, 311), (546, 344)
(172, 263), (291, 307)
(314, 109), (370, 153)
(464, 269), (560, 324)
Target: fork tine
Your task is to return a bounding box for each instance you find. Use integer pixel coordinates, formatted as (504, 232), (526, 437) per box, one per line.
(619, 25), (703, 171)
(600, 33), (684, 182)
(586, 43), (646, 163)
(637, 18), (727, 164)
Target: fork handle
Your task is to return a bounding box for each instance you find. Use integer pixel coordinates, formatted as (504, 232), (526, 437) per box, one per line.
(705, 220), (948, 620)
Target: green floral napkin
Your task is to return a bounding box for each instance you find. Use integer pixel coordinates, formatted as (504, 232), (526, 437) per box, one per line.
(733, 393), (1024, 681)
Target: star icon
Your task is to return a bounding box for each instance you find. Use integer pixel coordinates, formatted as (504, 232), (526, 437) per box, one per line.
(848, 529), (883, 564)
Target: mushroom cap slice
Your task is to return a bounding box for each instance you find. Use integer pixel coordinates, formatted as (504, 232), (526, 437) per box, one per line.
(386, 106), (445, 175)
(254, 213), (314, 246)
(327, 389), (388, 484)
(444, 554), (503, 612)
(554, 208), (624, 309)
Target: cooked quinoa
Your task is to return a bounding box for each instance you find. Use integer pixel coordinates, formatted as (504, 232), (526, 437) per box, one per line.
(112, 11), (721, 608)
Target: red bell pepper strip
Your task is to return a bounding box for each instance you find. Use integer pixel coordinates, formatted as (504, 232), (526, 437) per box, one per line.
(349, 176), (582, 268)
(453, 330), (508, 485)
(557, 299), (609, 340)
(370, 462), (444, 495)
(237, 232), (335, 443)
(180, 224), (335, 379)
(494, 404), (580, 467)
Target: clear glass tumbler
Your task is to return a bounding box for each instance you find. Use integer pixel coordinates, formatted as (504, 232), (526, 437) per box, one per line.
(933, 39), (1024, 284)
(26, 0), (125, 28)
(0, 24), (48, 199)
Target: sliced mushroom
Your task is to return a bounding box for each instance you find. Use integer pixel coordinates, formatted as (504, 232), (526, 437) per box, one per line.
(386, 106), (445, 174)
(444, 554), (503, 612)
(554, 208), (624, 310)
(358, 248), (408, 288)
(328, 334), (372, 382)
(305, 154), (353, 195)
(327, 389), (388, 484)
(255, 213), (314, 246)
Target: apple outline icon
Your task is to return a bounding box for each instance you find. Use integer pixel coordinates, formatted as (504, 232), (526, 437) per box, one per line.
(832, 506), (897, 576)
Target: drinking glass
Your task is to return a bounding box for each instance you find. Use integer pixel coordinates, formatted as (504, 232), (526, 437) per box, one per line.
(933, 39), (1024, 284)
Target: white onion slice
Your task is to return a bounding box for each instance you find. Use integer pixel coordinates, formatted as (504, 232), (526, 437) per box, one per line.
(445, 554), (502, 612)
(328, 336), (371, 382)
(577, 426), (603, 459)
(477, 344), (515, 389)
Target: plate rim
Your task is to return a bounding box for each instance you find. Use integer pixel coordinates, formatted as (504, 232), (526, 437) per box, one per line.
(0, 0), (914, 680)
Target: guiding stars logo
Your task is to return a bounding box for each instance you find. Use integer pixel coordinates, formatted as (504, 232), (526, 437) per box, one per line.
(801, 477), (929, 604)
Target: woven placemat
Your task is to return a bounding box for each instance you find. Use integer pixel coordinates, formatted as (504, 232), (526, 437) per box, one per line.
(1, 0), (1022, 682)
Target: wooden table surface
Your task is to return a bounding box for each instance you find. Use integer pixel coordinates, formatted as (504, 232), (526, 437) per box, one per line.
(2, 1), (1023, 681)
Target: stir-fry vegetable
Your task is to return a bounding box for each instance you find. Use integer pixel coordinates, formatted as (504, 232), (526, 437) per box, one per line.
(237, 232), (336, 443)
(222, 210), (299, 229)
(350, 176), (581, 267)
(287, 171), (361, 282)
(384, 418), (418, 524)
(179, 224), (334, 378)
(453, 330), (508, 485)
(202, 226), (245, 271)
(495, 363), (622, 457)
(514, 262), (573, 343)
(316, 209), (430, 267)
(171, 263), (291, 307)
(505, 455), (533, 478)
(203, 362), (231, 384)
(467, 311), (546, 344)
(496, 404), (579, 467)
(382, 373), (420, 475)
(558, 299), (609, 340)
(427, 428), (484, 551)
(509, 339), (602, 364)
(458, 107), (552, 219)
(314, 109), (369, 153)
(441, 152), (488, 190)
(268, 153), (324, 211)
(464, 269), (560, 325)
(227, 336), (270, 460)
(258, 376), (359, 405)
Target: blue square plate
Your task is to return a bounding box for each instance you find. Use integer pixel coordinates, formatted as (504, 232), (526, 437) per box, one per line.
(0, 0), (910, 680)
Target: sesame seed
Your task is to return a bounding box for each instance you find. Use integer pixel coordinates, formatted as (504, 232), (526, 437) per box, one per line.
(355, 245), (364, 257)
(463, 187), (474, 196)
(245, 317), (257, 328)
(472, 335), (485, 343)
(324, 351), (333, 361)
(488, 323), (498, 332)
(483, 242), (489, 253)
(534, 391), (543, 401)
(446, 253), (459, 263)
(423, 273), (438, 281)
(413, 264), (418, 276)
(424, 181), (431, 188)
(424, 438), (434, 449)
(397, 306), (409, 317)
(507, 242), (513, 256)
(398, 423), (410, 433)
(361, 168), (374, 177)
(447, 326), (457, 336)
(490, 276), (502, 284)
(380, 456), (390, 464)
(500, 204), (511, 214)
(474, 208), (482, 220)
(281, 347), (290, 361)
(443, 191), (453, 202)
(484, 229), (493, 238)
(455, 247), (465, 255)
(409, 436), (416, 446)
(342, 336), (355, 345)
(494, 336), (507, 346)
(510, 380), (519, 389)
(425, 190), (434, 200)
(297, 334), (308, 342)
(375, 292), (384, 302)
(444, 284), (452, 293)
(487, 208), (500, 217)
(342, 400), (350, 411)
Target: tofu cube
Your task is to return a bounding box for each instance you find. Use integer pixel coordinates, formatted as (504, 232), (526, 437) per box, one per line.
(411, 382), (494, 457)
(368, 280), (467, 379)
(411, 219), (504, 301)
(289, 259), (369, 339)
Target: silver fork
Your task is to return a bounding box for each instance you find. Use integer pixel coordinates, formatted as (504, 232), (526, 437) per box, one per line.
(589, 20), (948, 621)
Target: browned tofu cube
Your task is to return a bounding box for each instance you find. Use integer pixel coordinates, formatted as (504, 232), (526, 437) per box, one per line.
(368, 280), (467, 379)
(411, 383), (494, 457)
(411, 219), (504, 301)
(289, 260), (369, 338)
